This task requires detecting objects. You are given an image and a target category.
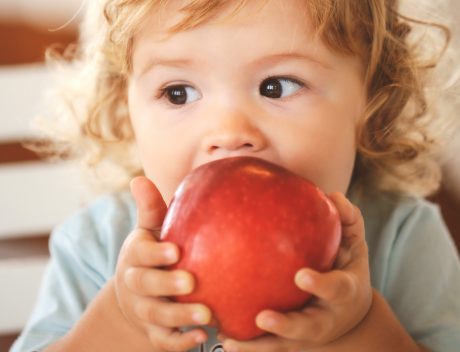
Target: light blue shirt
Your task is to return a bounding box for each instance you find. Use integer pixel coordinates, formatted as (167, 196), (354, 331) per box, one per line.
(11, 189), (460, 352)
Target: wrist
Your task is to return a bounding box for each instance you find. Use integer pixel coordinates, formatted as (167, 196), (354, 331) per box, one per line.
(322, 289), (421, 352)
(113, 277), (144, 333)
(340, 288), (376, 340)
(46, 278), (155, 352)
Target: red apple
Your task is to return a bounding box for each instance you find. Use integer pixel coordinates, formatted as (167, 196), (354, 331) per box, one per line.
(160, 156), (341, 340)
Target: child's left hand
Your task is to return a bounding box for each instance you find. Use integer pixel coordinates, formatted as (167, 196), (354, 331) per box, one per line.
(221, 192), (373, 352)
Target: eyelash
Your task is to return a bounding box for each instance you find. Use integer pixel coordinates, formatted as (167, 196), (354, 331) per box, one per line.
(260, 76), (307, 98)
(156, 84), (192, 101)
(155, 76), (308, 106)
(262, 75), (305, 87)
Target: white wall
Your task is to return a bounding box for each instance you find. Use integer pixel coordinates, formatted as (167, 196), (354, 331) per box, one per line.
(0, 0), (87, 334)
(0, 0), (84, 29)
(0, 64), (91, 333)
(0, 258), (48, 333)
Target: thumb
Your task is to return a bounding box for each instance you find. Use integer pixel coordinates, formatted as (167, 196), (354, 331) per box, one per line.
(328, 192), (367, 269)
(130, 176), (167, 232)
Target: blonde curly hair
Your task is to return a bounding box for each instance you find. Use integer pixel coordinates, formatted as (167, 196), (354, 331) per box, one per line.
(36, 0), (457, 196)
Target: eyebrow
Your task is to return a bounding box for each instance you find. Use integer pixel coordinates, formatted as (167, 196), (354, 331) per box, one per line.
(137, 58), (195, 78)
(136, 51), (333, 78)
(251, 52), (334, 71)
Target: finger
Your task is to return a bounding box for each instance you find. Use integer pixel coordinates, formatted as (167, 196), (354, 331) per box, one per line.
(255, 309), (329, 344)
(147, 325), (208, 352)
(123, 229), (179, 267)
(328, 192), (367, 265)
(295, 268), (356, 304)
(328, 192), (355, 224)
(222, 334), (290, 352)
(125, 268), (194, 296)
(328, 192), (365, 238)
(131, 176), (167, 232)
(135, 297), (212, 328)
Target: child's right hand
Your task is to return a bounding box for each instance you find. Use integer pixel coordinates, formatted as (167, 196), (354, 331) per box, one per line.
(114, 176), (212, 352)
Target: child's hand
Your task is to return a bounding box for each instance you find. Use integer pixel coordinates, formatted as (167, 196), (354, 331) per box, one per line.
(114, 176), (212, 352)
(222, 192), (373, 352)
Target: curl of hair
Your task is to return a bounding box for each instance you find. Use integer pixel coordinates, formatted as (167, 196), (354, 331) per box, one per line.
(34, 0), (457, 196)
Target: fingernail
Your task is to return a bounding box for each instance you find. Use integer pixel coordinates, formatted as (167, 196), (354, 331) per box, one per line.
(224, 341), (239, 352)
(192, 307), (210, 324)
(175, 273), (192, 293)
(164, 246), (178, 262)
(258, 315), (277, 329)
(194, 331), (207, 343)
(295, 270), (313, 288)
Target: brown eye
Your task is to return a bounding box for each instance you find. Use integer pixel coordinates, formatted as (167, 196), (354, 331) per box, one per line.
(259, 77), (303, 99)
(162, 85), (201, 105)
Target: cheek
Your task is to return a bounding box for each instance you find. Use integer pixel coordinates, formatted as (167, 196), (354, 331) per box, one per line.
(129, 126), (172, 202)
(134, 129), (196, 204)
(134, 136), (182, 203)
(128, 104), (208, 203)
(279, 119), (357, 194)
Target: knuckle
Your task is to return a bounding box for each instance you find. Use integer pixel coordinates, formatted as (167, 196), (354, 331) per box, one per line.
(282, 313), (303, 339)
(150, 301), (191, 328)
(146, 304), (161, 325)
(309, 328), (327, 345)
(148, 332), (173, 352)
(306, 317), (333, 345)
(328, 272), (355, 303)
(156, 305), (177, 327)
(125, 268), (145, 292)
(158, 333), (188, 352)
(134, 269), (146, 292)
(287, 326), (304, 341)
(340, 273), (358, 301)
(123, 229), (144, 257)
(147, 336), (161, 351)
(145, 269), (180, 297)
(119, 234), (135, 260)
(353, 205), (363, 218)
(138, 240), (161, 266)
(133, 300), (146, 322)
(309, 323), (324, 343)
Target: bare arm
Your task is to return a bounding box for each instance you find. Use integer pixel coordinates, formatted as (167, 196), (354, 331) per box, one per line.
(317, 290), (429, 352)
(44, 278), (154, 352)
(45, 177), (210, 352)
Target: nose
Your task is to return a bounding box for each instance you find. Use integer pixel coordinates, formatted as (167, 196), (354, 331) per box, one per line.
(201, 109), (267, 156)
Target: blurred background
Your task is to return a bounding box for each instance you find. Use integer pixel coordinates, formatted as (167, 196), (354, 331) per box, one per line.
(0, 0), (459, 351)
(0, 0), (84, 350)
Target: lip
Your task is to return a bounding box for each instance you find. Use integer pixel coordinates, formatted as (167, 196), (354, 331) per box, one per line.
(193, 152), (280, 172)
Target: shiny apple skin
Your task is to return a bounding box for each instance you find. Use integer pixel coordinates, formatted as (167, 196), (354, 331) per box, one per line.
(160, 156), (341, 341)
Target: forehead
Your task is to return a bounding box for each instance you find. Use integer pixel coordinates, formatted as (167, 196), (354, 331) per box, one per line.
(129, 0), (335, 76)
(135, 0), (313, 40)
(128, 0), (365, 79)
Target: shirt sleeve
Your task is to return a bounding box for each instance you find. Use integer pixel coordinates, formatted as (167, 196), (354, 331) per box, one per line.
(10, 194), (132, 352)
(381, 200), (460, 352)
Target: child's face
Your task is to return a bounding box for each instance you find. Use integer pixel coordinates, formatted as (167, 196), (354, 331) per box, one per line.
(128, 0), (366, 204)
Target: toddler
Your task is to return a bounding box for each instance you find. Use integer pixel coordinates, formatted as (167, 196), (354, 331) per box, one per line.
(11, 0), (460, 351)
